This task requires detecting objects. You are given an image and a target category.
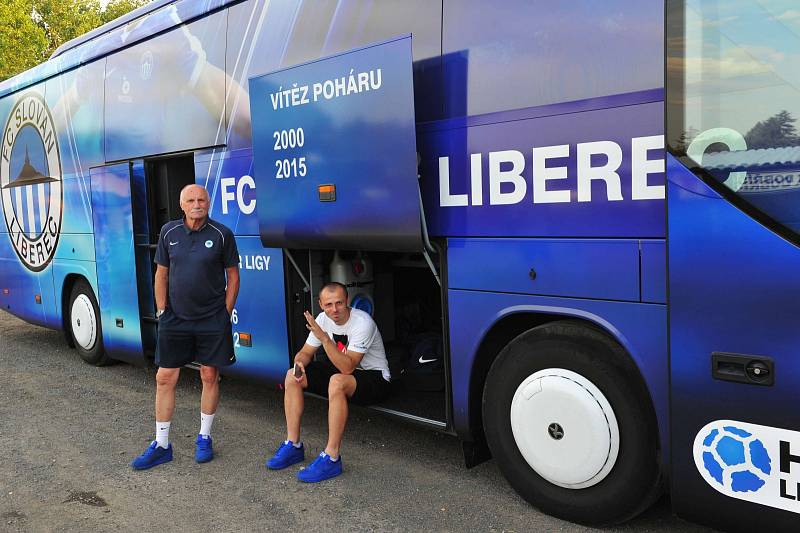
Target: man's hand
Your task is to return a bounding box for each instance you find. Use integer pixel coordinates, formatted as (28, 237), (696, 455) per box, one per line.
(304, 311), (330, 345)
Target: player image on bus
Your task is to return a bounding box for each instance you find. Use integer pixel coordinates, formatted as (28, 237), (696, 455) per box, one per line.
(0, 0), (798, 530)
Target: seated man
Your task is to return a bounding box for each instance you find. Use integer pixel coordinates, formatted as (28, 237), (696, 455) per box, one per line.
(266, 282), (391, 482)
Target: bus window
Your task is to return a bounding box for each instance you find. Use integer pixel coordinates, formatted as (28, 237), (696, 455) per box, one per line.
(282, 0), (440, 64)
(104, 9), (227, 161)
(284, 0), (443, 123)
(225, 0), (443, 135)
(443, 0), (663, 117)
(667, 0), (800, 235)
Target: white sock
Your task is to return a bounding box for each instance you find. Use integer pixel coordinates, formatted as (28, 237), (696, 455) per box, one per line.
(156, 421), (171, 449)
(200, 412), (215, 437)
(284, 439), (302, 448)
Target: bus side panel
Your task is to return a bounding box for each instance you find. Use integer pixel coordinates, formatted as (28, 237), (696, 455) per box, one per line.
(198, 149), (258, 236)
(45, 60), (106, 186)
(641, 240), (666, 304)
(0, 104), (54, 324)
(53, 164), (98, 288)
(222, 236), (289, 383)
(38, 59), (105, 333)
(197, 150), (290, 383)
(57, 178), (95, 236)
(0, 246), (57, 328)
(52, 258), (98, 325)
(447, 287), (669, 466)
(418, 98), (665, 239)
(669, 157), (800, 529)
(448, 238), (641, 301)
(0, 82), (61, 329)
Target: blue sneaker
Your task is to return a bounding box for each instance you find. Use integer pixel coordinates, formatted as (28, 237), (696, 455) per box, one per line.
(195, 435), (213, 463)
(266, 441), (304, 470)
(131, 441), (173, 470)
(297, 452), (342, 482)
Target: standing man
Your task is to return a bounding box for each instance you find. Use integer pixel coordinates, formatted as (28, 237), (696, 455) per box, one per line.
(266, 282), (391, 482)
(132, 184), (240, 470)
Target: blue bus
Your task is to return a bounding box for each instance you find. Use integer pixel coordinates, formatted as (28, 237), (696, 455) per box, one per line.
(0, 0), (798, 529)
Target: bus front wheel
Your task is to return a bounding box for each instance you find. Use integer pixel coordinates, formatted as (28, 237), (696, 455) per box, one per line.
(482, 321), (660, 526)
(68, 279), (111, 366)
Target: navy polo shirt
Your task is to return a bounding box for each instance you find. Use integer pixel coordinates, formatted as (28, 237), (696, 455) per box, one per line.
(154, 218), (239, 320)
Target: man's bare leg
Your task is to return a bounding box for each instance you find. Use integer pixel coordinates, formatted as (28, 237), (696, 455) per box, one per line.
(155, 367), (180, 422)
(324, 373), (357, 459)
(284, 369), (307, 443)
(199, 365), (220, 415)
(153, 367), (180, 448)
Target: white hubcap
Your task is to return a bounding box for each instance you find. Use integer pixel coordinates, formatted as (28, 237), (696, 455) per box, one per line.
(510, 368), (619, 489)
(70, 294), (97, 350)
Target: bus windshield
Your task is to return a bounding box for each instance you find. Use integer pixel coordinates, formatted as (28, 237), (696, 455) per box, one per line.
(668, 0), (800, 234)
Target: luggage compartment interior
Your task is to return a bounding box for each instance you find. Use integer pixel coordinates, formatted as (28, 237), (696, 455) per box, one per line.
(285, 248), (448, 427)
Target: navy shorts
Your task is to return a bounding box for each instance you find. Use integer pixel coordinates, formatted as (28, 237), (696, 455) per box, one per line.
(155, 307), (236, 368)
(304, 358), (390, 406)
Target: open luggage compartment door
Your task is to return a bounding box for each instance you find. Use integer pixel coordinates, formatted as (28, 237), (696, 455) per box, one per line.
(249, 35), (421, 252)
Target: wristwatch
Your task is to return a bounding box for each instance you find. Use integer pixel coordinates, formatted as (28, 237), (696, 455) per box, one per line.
(156, 309), (165, 318)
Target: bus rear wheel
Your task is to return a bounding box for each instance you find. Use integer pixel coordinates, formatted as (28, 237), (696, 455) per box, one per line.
(68, 279), (111, 366)
(482, 321), (660, 526)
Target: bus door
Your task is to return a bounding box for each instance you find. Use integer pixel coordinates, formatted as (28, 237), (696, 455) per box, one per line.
(667, 1), (800, 530)
(137, 154), (196, 358)
(90, 161), (147, 365)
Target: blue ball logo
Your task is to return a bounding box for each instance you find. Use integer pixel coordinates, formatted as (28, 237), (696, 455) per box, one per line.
(699, 425), (771, 493)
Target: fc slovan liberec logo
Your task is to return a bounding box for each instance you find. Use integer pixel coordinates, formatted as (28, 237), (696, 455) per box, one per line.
(0, 92), (63, 272)
(696, 422), (771, 493)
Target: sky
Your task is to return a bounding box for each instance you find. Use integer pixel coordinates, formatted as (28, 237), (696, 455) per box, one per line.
(682, 0), (800, 137)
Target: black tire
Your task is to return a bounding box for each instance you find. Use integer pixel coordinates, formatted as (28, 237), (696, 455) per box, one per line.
(67, 279), (111, 366)
(482, 321), (661, 526)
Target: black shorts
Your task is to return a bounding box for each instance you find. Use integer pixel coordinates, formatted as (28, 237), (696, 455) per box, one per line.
(155, 307), (236, 368)
(304, 358), (390, 406)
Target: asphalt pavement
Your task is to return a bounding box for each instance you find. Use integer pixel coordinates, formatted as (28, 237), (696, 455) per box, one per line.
(0, 311), (715, 532)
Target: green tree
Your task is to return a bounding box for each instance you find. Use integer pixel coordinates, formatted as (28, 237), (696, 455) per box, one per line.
(0, 0), (150, 82)
(32, 0), (103, 55)
(745, 110), (800, 149)
(0, 0), (48, 81)
(100, 0), (149, 25)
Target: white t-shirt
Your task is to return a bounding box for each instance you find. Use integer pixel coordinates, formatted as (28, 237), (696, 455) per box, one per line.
(306, 308), (390, 382)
